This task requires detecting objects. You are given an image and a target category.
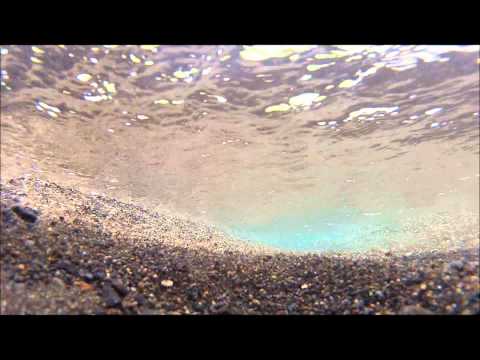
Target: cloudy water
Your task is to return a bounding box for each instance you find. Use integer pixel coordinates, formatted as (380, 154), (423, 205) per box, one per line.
(1, 45), (479, 252)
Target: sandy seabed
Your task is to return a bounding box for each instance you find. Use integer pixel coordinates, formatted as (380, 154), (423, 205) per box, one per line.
(1, 176), (478, 315)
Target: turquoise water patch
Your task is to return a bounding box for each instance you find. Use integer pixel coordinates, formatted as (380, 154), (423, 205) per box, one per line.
(223, 207), (402, 252)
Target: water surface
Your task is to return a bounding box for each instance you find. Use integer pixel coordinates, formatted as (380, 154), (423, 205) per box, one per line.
(1, 45), (479, 252)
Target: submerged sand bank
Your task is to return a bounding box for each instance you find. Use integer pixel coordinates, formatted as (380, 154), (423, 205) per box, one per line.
(1, 176), (478, 314)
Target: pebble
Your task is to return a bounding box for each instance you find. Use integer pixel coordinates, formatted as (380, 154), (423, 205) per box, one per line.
(83, 272), (95, 283)
(186, 286), (201, 301)
(447, 260), (464, 272)
(374, 290), (385, 300)
(25, 240), (35, 247)
(209, 301), (229, 314)
(75, 280), (94, 292)
(51, 277), (66, 289)
(193, 302), (207, 312)
(93, 270), (106, 281)
(11, 205), (38, 223)
(111, 279), (129, 296)
(161, 280), (174, 287)
(1, 177), (478, 315)
(399, 305), (434, 315)
(287, 303), (298, 313)
(134, 294), (147, 306)
(103, 283), (122, 307)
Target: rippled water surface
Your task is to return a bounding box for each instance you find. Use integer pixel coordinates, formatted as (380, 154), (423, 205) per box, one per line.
(1, 45), (479, 252)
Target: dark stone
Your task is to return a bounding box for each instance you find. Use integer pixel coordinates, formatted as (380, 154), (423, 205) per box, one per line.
(192, 302), (207, 312)
(1, 208), (18, 227)
(355, 299), (365, 309)
(134, 294), (147, 306)
(103, 284), (122, 307)
(287, 303), (297, 313)
(111, 279), (129, 296)
(93, 270), (106, 281)
(186, 286), (201, 301)
(448, 260), (464, 272)
(11, 205), (38, 223)
(209, 301), (229, 314)
(361, 308), (375, 315)
(467, 292), (479, 306)
(83, 272), (94, 283)
(404, 275), (423, 286)
(13, 273), (25, 282)
(374, 290), (385, 301)
(57, 261), (77, 275)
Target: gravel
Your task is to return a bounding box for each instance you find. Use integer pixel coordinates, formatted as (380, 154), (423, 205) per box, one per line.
(1, 176), (479, 315)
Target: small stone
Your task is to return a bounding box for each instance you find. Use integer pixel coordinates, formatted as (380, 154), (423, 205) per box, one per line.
(193, 302), (207, 312)
(399, 305), (434, 315)
(287, 303), (297, 313)
(161, 279), (173, 287)
(93, 270), (106, 281)
(75, 280), (94, 292)
(83, 272), (94, 283)
(121, 293), (138, 309)
(209, 301), (229, 314)
(51, 277), (65, 289)
(111, 279), (129, 296)
(1, 208), (18, 227)
(25, 240), (35, 247)
(134, 294), (147, 306)
(448, 260), (464, 272)
(251, 299), (261, 305)
(355, 299), (365, 309)
(11, 205), (38, 223)
(57, 261), (77, 275)
(186, 286), (201, 301)
(103, 284), (121, 307)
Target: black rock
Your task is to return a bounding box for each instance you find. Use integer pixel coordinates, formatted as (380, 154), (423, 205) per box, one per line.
(287, 303), (298, 313)
(361, 308), (375, 315)
(135, 294), (147, 306)
(374, 290), (385, 301)
(467, 292), (479, 306)
(186, 286), (201, 301)
(1, 208), (18, 227)
(111, 279), (129, 296)
(13, 273), (25, 283)
(103, 284), (122, 307)
(11, 205), (38, 223)
(404, 275), (423, 286)
(57, 261), (77, 275)
(83, 272), (94, 283)
(93, 270), (106, 281)
(355, 299), (365, 309)
(209, 301), (229, 314)
(448, 260), (464, 272)
(192, 302), (207, 312)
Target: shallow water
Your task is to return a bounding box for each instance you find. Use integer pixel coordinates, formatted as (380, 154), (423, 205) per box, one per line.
(1, 45), (479, 252)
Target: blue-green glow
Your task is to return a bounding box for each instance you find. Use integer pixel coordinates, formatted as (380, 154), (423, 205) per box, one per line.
(223, 207), (402, 252)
